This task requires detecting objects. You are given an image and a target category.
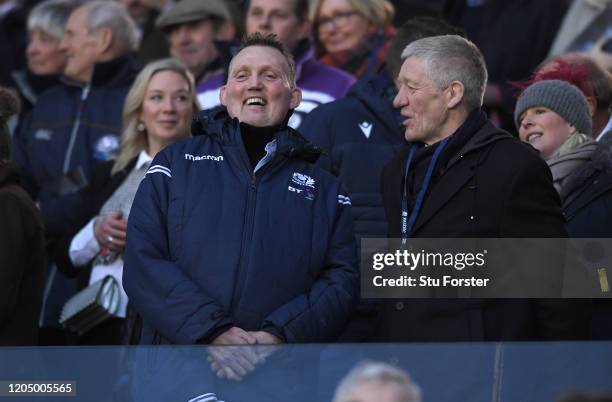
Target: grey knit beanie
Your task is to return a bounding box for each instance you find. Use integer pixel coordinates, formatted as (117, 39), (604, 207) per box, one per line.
(514, 79), (592, 136)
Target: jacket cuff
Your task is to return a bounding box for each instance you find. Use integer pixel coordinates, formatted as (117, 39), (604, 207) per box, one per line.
(260, 325), (285, 343)
(197, 323), (233, 344)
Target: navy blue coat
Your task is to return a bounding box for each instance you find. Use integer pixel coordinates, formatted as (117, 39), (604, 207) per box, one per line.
(13, 55), (137, 239)
(300, 72), (407, 241)
(123, 109), (359, 344)
(560, 138), (612, 340)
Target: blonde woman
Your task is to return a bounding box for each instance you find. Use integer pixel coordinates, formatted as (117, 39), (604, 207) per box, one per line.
(312, 0), (395, 78)
(55, 58), (199, 344)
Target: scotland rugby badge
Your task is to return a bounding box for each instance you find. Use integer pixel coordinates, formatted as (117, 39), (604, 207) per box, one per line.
(292, 172), (315, 188)
(93, 134), (120, 161)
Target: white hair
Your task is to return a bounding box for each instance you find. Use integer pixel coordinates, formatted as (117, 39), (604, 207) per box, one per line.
(401, 34), (488, 111)
(333, 361), (422, 402)
(81, 1), (139, 53)
(27, 0), (80, 40)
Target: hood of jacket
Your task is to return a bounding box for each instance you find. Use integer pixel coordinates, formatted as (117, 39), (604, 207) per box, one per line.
(347, 69), (404, 138)
(191, 107), (322, 164)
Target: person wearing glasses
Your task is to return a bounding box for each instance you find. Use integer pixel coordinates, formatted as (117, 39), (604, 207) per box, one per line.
(312, 0), (395, 79)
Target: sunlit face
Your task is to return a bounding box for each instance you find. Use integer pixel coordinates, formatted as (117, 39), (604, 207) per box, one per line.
(27, 29), (66, 75)
(139, 70), (194, 153)
(220, 45), (301, 127)
(338, 380), (410, 402)
(394, 57), (450, 144)
(60, 7), (103, 82)
(518, 106), (575, 160)
(316, 0), (373, 53)
(246, 0), (311, 53)
(169, 20), (219, 78)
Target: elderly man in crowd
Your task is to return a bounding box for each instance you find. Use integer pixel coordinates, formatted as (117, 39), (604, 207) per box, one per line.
(13, 0), (138, 344)
(198, 0), (355, 129)
(155, 0), (235, 90)
(332, 361), (422, 402)
(124, 33), (358, 348)
(377, 35), (588, 342)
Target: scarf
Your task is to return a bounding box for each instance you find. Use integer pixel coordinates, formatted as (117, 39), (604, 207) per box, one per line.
(546, 132), (597, 193)
(318, 25), (396, 79)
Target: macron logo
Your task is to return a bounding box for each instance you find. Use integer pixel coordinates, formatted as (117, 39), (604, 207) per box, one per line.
(185, 153), (224, 162)
(359, 122), (373, 139)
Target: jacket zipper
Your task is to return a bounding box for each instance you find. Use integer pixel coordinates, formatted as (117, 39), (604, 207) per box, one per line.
(62, 85), (90, 174)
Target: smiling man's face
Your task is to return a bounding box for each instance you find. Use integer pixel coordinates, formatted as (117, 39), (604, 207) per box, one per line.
(220, 45), (301, 127)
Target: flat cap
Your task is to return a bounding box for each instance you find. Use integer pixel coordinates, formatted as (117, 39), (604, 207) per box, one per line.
(156, 0), (232, 30)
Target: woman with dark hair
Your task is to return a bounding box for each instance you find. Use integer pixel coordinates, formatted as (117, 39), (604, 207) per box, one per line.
(53, 59), (199, 344)
(0, 87), (46, 345)
(312, 0), (396, 78)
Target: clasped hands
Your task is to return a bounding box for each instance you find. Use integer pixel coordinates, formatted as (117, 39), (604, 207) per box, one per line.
(207, 326), (282, 382)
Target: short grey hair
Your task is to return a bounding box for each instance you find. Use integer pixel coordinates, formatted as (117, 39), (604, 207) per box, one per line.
(81, 1), (139, 53)
(333, 361), (422, 402)
(401, 34), (488, 111)
(27, 0), (80, 40)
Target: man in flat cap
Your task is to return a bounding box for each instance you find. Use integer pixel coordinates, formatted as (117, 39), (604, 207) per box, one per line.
(156, 0), (236, 88)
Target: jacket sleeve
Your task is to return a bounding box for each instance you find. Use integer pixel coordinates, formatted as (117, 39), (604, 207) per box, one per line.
(261, 184), (359, 342)
(123, 151), (233, 344)
(0, 193), (29, 326)
(501, 150), (590, 340)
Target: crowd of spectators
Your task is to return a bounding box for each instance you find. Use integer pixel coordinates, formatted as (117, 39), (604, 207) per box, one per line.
(0, 0), (611, 349)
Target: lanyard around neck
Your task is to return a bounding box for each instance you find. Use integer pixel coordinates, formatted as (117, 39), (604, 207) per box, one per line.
(401, 137), (450, 244)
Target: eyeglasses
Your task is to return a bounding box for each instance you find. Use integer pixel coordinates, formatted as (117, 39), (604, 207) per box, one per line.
(316, 10), (360, 33)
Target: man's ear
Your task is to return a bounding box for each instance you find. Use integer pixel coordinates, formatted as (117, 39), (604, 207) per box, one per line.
(94, 27), (114, 55)
(219, 85), (228, 107)
(586, 96), (597, 116)
(447, 81), (464, 109)
(215, 22), (236, 41)
(290, 87), (302, 110)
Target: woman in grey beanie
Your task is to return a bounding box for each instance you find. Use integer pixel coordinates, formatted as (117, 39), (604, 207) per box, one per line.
(516, 78), (612, 340)
(516, 79), (595, 192)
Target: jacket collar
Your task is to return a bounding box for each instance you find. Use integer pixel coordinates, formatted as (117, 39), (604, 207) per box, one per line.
(61, 54), (138, 88)
(191, 107), (321, 163)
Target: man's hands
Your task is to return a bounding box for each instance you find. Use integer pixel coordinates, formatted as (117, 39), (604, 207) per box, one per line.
(207, 327), (282, 381)
(93, 211), (127, 253)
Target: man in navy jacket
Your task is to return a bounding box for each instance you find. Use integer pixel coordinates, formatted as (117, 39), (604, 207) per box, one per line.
(123, 34), (358, 349)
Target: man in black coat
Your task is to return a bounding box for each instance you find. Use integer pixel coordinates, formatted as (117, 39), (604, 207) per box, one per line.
(377, 35), (588, 342)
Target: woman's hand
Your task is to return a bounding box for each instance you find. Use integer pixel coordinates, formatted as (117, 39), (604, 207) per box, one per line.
(93, 211), (128, 253)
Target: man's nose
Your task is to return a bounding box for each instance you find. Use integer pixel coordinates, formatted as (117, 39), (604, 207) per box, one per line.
(259, 14), (272, 29)
(58, 37), (69, 52)
(174, 26), (190, 43)
(247, 74), (263, 89)
(393, 91), (406, 109)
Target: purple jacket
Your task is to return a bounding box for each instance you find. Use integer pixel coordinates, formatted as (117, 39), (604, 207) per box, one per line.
(196, 44), (355, 129)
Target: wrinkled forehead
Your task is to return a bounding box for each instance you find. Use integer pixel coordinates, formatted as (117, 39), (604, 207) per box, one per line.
(228, 45), (291, 79)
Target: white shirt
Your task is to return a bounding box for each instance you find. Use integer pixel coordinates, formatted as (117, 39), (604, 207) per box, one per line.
(69, 150), (153, 318)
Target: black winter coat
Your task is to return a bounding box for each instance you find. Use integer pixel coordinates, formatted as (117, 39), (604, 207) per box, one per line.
(560, 138), (612, 340)
(0, 163), (45, 345)
(377, 117), (589, 342)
